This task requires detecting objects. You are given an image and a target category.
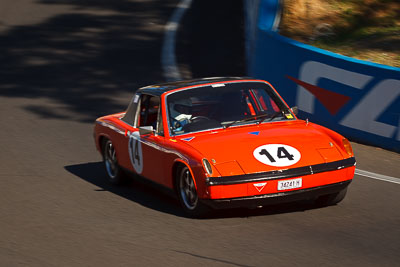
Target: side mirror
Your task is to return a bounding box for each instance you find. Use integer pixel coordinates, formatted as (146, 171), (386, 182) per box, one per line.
(290, 106), (298, 115)
(139, 126), (154, 135)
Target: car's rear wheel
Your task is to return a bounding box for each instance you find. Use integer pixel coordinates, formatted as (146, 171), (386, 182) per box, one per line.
(102, 139), (126, 185)
(316, 187), (348, 207)
(177, 166), (208, 217)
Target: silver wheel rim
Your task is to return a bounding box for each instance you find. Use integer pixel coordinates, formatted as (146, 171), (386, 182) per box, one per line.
(179, 167), (198, 210)
(104, 140), (118, 179)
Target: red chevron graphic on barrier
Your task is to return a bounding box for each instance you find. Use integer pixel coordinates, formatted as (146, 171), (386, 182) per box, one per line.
(287, 75), (351, 115)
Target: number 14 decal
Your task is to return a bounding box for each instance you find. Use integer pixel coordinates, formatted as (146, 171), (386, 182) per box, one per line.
(254, 144), (301, 167)
(259, 147), (295, 162)
(128, 132), (143, 174)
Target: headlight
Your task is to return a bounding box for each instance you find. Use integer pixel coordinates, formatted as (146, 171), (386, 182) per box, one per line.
(202, 159), (213, 175)
(342, 138), (353, 157)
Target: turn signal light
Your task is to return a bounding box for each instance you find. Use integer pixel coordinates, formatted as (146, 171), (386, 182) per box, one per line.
(202, 159), (213, 175)
(342, 138), (353, 157)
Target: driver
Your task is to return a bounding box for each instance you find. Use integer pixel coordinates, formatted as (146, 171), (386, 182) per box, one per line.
(171, 98), (193, 131)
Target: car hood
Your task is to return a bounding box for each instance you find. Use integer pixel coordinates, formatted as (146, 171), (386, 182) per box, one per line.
(178, 121), (345, 176)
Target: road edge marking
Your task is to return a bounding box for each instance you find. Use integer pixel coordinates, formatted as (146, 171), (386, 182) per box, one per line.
(355, 169), (400, 185)
(161, 0), (192, 81)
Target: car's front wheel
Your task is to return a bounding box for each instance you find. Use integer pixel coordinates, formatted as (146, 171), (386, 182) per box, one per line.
(102, 139), (126, 185)
(176, 166), (208, 217)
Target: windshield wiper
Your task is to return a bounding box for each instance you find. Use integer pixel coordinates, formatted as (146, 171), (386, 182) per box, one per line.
(223, 111), (287, 129)
(223, 114), (271, 129)
(257, 111), (284, 124)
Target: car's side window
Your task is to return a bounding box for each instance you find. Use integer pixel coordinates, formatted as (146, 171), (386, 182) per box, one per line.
(121, 93), (140, 126)
(250, 89), (280, 113)
(136, 94), (161, 134)
(157, 107), (164, 136)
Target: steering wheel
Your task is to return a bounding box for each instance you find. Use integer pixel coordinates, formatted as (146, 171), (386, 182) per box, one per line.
(171, 118), (182, 130)
(189, 116), (211, 123)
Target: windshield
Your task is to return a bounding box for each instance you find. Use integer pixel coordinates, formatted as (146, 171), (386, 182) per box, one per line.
(166, 82), (295, 136)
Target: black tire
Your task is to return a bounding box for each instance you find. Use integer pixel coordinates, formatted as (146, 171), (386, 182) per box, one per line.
(315, 187), (348, 207)
(176, 166), (209, 218)
(102, 139), (126, 185)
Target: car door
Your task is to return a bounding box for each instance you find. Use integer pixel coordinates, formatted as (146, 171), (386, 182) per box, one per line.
(126, 94), (167, 186)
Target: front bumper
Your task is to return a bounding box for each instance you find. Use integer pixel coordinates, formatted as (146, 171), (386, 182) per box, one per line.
(206, 157), (356, 186)
(200, 157), (355, 208)
(202, 180), (351, 209)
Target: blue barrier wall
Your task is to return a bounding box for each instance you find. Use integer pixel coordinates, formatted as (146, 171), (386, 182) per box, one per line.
(246, 1), (400, 152)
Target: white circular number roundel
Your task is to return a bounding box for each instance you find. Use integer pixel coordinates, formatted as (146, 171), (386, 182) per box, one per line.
(253, 144), (301, 167)
(128, 131), (143, 174)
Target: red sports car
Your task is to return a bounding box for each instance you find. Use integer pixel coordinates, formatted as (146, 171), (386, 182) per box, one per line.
(94, 78), (355, 217)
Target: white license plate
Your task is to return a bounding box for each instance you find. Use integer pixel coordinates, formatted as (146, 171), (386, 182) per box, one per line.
(277, 178), (302, 191)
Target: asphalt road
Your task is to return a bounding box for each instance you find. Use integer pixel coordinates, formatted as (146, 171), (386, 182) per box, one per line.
(1, 1), (399, 266)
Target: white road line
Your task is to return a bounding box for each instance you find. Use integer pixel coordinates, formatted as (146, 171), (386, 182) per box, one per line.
(355, 169), (400, 185)
(161, 0), (192, 82)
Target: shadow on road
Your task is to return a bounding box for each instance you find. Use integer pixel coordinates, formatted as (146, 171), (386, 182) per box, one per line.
(0, 0), (177, 122)
(65, 161), (325, 219)
(65, 162), (186, 217)
(177, 0), (245, 78)
(0, 0), (245, 123)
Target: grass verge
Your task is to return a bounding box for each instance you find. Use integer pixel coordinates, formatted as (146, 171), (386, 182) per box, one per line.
(279, 0), (400, 67)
